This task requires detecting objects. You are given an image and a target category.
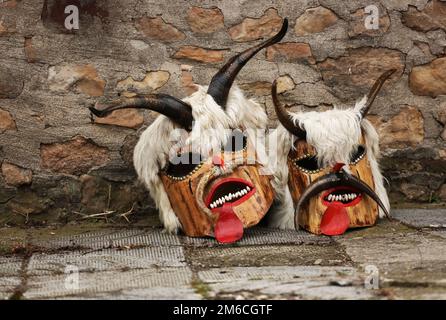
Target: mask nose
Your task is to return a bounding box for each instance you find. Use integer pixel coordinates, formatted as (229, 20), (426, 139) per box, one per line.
(332, 162), (346, 173)
(212, 155), (225, 168)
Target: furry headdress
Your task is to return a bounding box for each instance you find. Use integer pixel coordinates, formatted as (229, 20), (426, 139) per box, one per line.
(268, 70), (394, 230)
(90, 19), (289, 234)
(134, 85), (268, 233)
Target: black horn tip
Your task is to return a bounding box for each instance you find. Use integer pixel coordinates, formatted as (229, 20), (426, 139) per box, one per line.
(206, 17), (288, 109)
(264, 18), (288, 46)
(377, 68), (397, 83)
(271, 78), (307, 139)
(360, 68), (397, 118)
(272, 79), (278, 93)
(368, 69), (397, 90)
(89, 99), (119, 118)
(89, 105), (108, 118)
(275, 18), (288, 42)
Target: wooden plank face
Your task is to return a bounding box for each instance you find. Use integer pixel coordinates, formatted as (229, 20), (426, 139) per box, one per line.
(231, 165), (275, 227)
(161, 161), (214, 237)
(287, 136), (378, 235)
(160, 147), (274, 237)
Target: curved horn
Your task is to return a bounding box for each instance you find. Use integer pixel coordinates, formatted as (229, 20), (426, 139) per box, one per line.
(89, 94), (193, 130)
(294, 170), (390, 230)
(271, 80), (306, 139)
(207, 18), (288, 108)
(360, 69), (396, 118)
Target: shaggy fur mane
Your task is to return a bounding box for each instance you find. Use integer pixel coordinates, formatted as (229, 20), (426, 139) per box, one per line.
(133, 85), (267, 233)
(268, 96), (390, 229)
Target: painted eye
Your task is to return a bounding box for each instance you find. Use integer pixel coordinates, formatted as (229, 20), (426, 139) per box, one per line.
(222, 129), (247, 152)
(350, 145), (366, 164)
(294, 154), (321, 174)
(165, 152), (203, 179)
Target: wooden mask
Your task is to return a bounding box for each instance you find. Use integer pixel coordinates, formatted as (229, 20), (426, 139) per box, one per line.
(287, 136), (381, 235)
(90, 20), (288, 243)
(272, 70), (395, 235)
(160, 131), (274, 242)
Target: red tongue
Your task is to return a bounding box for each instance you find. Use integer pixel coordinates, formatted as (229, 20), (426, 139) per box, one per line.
(320, 204), (350, 236)
(213, 204), (243, 244)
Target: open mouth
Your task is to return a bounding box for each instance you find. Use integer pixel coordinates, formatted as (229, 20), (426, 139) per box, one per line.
(205, 178), (255, 210)
(321, 187), (362, 207)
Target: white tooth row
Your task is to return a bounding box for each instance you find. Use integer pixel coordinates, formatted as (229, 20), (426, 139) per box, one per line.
(327, 193), (357, 202)
(209, 186), (251, 209)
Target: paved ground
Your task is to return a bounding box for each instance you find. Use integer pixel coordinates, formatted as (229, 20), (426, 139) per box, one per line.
(0, 208), (445, 300)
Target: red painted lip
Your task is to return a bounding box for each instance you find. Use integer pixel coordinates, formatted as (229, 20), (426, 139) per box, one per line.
(205, 177), (255, 211)
(321, 186), (362, 207)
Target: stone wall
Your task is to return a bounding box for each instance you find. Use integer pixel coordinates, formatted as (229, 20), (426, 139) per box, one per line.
(0, 0), (445, 225)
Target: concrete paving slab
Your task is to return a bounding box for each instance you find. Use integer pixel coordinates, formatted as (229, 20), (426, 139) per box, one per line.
(390, 287), (446, 300)
(187, 244), (351, 268)
(32, 227), (181, 250)
(0, 250), (25, 300)
(28, 246), (186, 276)
(54, 286), (201, 300)
(336, 220), (446, 296)
(0, 276), (21, 300)
(0, 256), (22, 276)
(181, 227), (331, 247)
(198, 266), (376, 300)
(24, 267), (193, 299)
(379, 261), (446, 288)
(199, 266), (356, 283)
(0, 213), (445, 300)
(429, 230), (446, 239)
(392, 209), (446, 229)
(334, 219), (416, 241)
(337, 229), (446, 266)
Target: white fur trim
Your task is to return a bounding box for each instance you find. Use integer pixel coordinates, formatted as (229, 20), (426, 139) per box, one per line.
(267, 127), (296, 229)
(268, 98), (390, 229)
(361, 119), (391, 218)
(133, 85), (268, 233)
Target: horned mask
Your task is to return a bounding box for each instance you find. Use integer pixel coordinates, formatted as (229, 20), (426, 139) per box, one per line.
(269, 70), (394, 236)
(90, 20), (289, 243)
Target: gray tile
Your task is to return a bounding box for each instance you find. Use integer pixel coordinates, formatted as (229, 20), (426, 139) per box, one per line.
(392, 209), (446, 228)
(181, 227), (331, 247)
(337, 229), (446, 265)
(32, 228), (181, 250)
(390, 287), (446, 300)
(54, 286), (201, 300)
(429, 230), (446, 239)
(198, 266), (376, 300)
(187, 244), (351, 268)
(379, 261), (446, 288)
(0, 277), (20, 300)
(28, 246), (186, 275)
(199, 265), (356, 283)
(24, 267), (193, 299)
(0, 256), (22, 277)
